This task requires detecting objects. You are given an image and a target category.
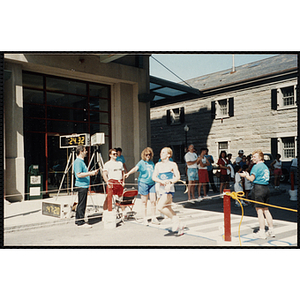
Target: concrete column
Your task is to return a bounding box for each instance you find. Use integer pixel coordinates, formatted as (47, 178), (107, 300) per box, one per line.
(4, 63), (25, 201)
(111, 82), (142, 184)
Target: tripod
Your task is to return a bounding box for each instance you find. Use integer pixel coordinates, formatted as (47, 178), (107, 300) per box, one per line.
(56, 148), (76, 199)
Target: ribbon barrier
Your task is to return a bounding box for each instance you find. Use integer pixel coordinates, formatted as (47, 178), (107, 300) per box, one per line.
(225, 191), (297, 246)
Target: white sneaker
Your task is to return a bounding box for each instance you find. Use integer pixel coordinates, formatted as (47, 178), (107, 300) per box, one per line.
(151, 218), (160, 225)
(197, 196), (203, 202)
(253, 230), (267, 239)
(188, 199), (195, 204)
(267, 228), (275, 238)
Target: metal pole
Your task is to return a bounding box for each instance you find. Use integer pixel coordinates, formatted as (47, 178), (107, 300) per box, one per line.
(223, 189), (231, 241)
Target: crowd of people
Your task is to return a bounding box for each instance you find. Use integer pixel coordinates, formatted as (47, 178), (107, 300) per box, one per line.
(72, 144), (296, 239)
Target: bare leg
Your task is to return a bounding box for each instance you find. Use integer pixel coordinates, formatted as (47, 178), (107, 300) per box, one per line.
(149, 192), (157, 219)
(220, 183), (224, 195)
(203, 183), (207, 197)
(157, 193), (175, 219)
(263, 208), (273, 229)
(256, 207), (265, 231)
(141, 194), (148, 220)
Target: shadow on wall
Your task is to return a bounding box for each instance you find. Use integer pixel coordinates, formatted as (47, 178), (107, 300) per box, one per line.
(150, 106), (214, 165)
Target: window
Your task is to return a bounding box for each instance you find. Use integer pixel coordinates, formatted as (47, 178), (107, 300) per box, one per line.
(282, 86), (294, 106)
(271, 85), (296, 110)
(218, 141), (228, 155)
(211, 97), (234, 119)
(167, 107), (185, 125)
(282, 137), (295, 159)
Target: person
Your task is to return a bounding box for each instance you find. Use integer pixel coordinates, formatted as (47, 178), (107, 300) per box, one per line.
(74, 145), (99, 228)
(103, 148), (125, 215)
(152, 147), (183, 232)
(217, 151), (231, 195)
(290, 157), (298, 185)
(234, 150), (244, 166)
(227, 153), (233, 165)
(233, 165), (247, 207)
(125, 147), (159, 225)
(270, 154), (282, 189)
(116, 147), (128, 173)
(242, 164), (253, 200)
(240, 149), (275, 239)
(239, 155), (247, 169)
(197, 148), (210, 201)
(205, 148), (218, 193)
(184, 144), (198, 202)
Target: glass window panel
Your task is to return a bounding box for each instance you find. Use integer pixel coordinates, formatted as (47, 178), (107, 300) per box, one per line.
(90, 111), (109, 123)
(23, 73), (44, 89)
(155, 87), (186, 97)
(89, 84), (110, 98)
(24, 118), (45, 132)
(47, 106), (87, 122)
(90, 123), (110, 135)
(24, 104), (45, 118)
(89, 97), (109, 111)
(46, 77), (87, 95)
(46, 92), (87, 109)
(47, 120), (88, 134)
(23, 89), (44, 104)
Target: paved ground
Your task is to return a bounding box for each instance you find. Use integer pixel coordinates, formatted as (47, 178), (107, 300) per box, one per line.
(3, 182), (298, 247)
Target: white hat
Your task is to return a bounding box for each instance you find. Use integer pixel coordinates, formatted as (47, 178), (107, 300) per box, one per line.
(238, 150), (244, 154)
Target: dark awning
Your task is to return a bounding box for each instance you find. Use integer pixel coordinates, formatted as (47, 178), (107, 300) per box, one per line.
(150, 76), (201, 107)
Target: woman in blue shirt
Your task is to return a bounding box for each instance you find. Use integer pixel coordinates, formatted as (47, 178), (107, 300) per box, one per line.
(125, 147), (159, 225)
(240, 150), (274, 239)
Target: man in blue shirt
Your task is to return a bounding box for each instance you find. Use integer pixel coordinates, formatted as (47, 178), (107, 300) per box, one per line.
(240, 149), (274, 239)
(116, 147), (128, 173)
(74, 145), (99, 227)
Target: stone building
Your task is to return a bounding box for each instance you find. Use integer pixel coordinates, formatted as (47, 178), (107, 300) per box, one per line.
(150, 54), (298, 174)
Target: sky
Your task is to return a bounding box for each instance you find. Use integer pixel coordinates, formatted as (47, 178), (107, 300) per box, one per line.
(150, 54), (277, 83)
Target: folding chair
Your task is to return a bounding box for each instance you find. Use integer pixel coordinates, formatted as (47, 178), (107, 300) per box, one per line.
(114, 188), (138, 222)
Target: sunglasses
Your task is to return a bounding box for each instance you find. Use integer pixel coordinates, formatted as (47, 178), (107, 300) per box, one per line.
(112, 152), (117, 156)
(145, 153), (151, 157)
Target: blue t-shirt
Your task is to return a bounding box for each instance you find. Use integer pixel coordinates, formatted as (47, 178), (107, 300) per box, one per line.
(116, 155), (125, 164)
(74, 158), (90, 188)
(205, 155), (214, 171)
(136, 159), (155, 185)
(250, 162), (270, 185)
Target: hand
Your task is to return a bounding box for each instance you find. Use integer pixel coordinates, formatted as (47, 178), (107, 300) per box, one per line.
(124, 173), (129, 179)
(240, 171), (248, 178)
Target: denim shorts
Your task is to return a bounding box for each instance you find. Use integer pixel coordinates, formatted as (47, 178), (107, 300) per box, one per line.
(187, 168), (198, 181)
(138, 181), (156, 195)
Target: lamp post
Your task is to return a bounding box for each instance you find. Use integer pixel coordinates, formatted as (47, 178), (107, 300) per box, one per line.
(184, 125), (189, 148)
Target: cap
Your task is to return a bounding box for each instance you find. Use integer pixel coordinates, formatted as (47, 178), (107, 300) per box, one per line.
(238, 150), (244, 154)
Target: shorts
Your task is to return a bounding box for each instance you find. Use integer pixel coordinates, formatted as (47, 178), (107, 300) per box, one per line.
(138, 181), (155, 195)
(106, 179), (124, 196)
(198, 169), (209, 183)
(250, 184), (270, 208)
(220, 174), (230, 183)
(187, 168), (198, 181)
(274, 168), (282, 176)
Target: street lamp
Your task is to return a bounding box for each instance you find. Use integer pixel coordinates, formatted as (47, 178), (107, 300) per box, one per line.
(184, 124), (189, 148)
